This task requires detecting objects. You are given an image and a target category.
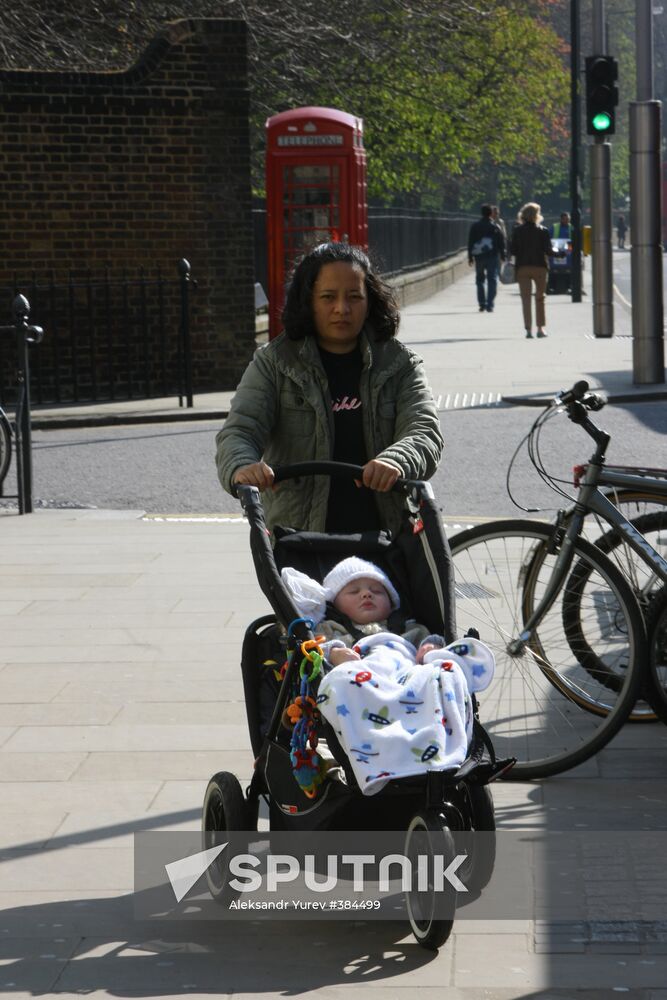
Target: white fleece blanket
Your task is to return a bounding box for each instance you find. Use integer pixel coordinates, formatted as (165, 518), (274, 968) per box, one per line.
(317, 633), (495, 795)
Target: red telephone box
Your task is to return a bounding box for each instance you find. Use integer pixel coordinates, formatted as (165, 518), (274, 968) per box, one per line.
(265, 106), (368, 339)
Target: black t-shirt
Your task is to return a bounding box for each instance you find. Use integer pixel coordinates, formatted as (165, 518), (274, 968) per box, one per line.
(318, 345), (380, 533)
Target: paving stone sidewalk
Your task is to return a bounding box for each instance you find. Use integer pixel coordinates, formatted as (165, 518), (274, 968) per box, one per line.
(1, 507), (666, 998)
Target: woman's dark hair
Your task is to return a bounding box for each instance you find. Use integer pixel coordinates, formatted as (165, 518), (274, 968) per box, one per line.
(281, 242), (400, 341)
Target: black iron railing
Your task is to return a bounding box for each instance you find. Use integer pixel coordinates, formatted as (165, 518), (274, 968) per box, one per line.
(368, 207), (475, 276)
(251, 204), (475, 293)
(0, 260), (194, 408)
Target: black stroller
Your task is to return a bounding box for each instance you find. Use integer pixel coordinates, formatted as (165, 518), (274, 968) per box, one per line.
(202, 462), (514, 949)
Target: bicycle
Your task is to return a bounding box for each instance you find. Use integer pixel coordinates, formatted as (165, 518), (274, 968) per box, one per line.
(504, 389), (667, 723)
(448, 380), (667, 780)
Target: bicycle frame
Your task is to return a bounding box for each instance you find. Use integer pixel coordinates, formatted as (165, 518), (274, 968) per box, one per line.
(582, 466), (667, 580)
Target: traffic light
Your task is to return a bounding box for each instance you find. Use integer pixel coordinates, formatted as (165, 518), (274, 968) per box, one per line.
(585, 55), (618, 136)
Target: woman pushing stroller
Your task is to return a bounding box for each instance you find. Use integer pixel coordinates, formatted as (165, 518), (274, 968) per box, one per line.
(215, 241), (443, 537)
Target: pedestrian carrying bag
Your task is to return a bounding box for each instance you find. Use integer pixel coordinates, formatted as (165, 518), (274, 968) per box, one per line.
(500, 260), (516, 285)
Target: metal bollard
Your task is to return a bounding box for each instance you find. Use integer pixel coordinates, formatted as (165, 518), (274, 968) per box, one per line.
(178, 259), (194, 409)
(1, 295), (45, 514)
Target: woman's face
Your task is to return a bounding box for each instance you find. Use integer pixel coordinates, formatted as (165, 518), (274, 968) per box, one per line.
(311, 261), (368, 353)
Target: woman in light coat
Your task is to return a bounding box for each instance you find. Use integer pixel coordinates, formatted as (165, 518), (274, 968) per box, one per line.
(216, 242), (443, 537)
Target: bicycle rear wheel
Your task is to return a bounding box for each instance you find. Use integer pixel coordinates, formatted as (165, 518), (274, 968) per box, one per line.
(645, 588), (667, 724)
(449, 520), (646, 779)
(0, 410), (11, 489)
(586, 501), (667, 609)
(566, 508), (667, 720)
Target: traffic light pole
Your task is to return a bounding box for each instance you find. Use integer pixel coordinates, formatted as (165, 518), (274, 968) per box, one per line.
(590, 0), (614, 337)
(628, 0), (664, 383)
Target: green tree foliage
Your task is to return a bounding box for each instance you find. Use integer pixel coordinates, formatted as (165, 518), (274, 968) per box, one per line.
(358, 2), (568, 201)
(0, 0), (569, 206)
(538, 0), (649, 213)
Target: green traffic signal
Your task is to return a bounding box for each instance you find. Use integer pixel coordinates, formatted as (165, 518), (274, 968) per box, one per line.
(585, 55), (618, 136)
(592, 111), (612, 132)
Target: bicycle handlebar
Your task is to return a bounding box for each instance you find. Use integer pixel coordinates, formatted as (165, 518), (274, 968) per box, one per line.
(557, 380), (589, 405)
(555, 381), (607, 413)
(507, 381), (611, 511)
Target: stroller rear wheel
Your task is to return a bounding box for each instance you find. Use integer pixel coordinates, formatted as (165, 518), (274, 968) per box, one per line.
(202, 771), (247, 905)
(457, 783), (496, 893)
(404, 810), (456, 951)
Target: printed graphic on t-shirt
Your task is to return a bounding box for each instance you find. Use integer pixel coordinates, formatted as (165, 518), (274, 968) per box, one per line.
(317, 344), (379, 532)
(331, 395), (362, 413)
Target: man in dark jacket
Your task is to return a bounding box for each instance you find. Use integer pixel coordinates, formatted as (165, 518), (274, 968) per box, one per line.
(467, 204), (506, 312)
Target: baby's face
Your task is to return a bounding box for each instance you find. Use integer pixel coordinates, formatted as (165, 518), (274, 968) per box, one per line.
(334, 576), (392, 624)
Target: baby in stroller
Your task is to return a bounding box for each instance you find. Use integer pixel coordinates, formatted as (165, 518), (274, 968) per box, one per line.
(281, 556), (494, 794)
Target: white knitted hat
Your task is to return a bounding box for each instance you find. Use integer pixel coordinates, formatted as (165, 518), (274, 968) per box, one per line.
(323, 557), (400, 610)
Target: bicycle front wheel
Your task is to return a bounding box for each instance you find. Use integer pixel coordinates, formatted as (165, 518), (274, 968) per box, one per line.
(0, 410), (11, 489)
(449, 520), (646, 779)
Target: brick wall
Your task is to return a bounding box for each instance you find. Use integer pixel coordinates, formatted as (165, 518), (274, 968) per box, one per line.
(0, 18), (255, 399)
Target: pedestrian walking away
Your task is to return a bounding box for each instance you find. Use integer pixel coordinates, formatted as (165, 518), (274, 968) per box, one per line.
(215, 241), (443, 538)
(617, 213), (628, 249)
(491, 204), (507, 245)
(467, 203), (506, 313)
(510, 201), (564, 339)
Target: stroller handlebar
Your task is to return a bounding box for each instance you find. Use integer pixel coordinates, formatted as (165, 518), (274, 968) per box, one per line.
(272, 461), (429, 497)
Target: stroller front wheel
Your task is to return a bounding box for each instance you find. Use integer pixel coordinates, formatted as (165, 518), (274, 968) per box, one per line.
(404, 810), (456, 951)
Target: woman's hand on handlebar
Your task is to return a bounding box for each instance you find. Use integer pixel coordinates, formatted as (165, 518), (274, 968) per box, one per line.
(358, 459), (402, 493)
(235, 458), (403, 493)
(233, 461), (275, 491)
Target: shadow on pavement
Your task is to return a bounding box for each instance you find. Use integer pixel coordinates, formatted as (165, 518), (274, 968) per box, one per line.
(0, 889), (436, 995)
(602, 396), (667, 433)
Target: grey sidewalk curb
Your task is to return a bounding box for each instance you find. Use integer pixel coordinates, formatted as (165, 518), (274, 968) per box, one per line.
(31, 388), (667, 429)
(502, 389), (667, 407)
(30, 408), (230, 430)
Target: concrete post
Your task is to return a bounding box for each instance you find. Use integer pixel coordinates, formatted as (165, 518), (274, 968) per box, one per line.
(629, 100), (665, 383)
(590, 142), (614, 336)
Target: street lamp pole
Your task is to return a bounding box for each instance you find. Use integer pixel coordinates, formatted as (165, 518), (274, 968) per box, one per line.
(570, 0), (583, 303)
(629, 0), (665, 382)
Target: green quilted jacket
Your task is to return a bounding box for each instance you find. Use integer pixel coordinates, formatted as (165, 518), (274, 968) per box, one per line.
(215, 328), (443, 536)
